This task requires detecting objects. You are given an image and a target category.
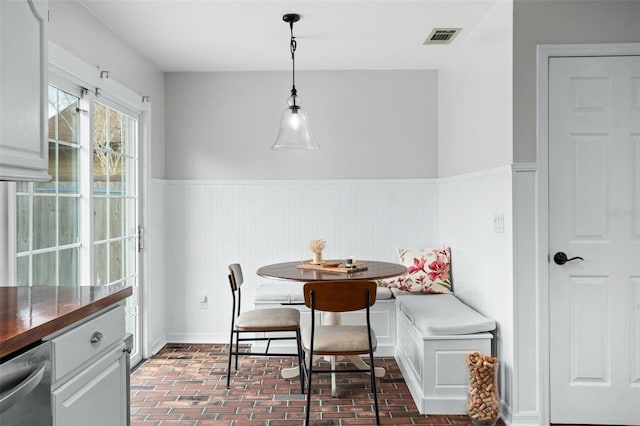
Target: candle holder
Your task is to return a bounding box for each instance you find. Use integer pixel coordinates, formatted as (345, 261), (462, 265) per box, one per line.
(309, 239), (326, 265)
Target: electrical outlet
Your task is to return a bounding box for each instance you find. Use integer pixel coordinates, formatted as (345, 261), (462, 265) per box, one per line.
(493, 213), (504, 233)
(199, 295), (207, 309)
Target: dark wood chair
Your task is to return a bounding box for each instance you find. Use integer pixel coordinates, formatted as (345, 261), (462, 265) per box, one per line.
(226, 263), (304, 392)
(301, 280), (380, 425)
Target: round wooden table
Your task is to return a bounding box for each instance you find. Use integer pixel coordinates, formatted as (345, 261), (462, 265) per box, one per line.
(256, 260), (406, 394)
(257, 260), (406, 282)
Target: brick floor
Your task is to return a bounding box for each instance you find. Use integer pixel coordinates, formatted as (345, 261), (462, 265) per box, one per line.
(131, 343), (505, 426)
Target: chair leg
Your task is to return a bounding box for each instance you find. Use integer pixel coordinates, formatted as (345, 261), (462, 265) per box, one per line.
(305, 351), (313, 426)
(368, 350), (380, 425)
(235, 334), (240, 369)
(227, 328), (235, 388)
(296, 330), (305, 394)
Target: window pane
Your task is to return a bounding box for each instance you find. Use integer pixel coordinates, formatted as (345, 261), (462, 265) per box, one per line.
(57, 92), (78, 143)
(94, 102), (108, 195)
(124, 198), (137, 236)
(94, 197), (107, 242)
(109, 155), (123, 195)
(16, 182), (31, 193)
(122, 156), (136, 197)
(33, 197), (56, 250)
(16, 195), (30, 253)
(93, 148), (108, 194)
(32, 251), (56, 286)
(94, 103), (107, 150)
(59, 248), (79, 286)
(124, 237), (137, 278)
(110, 240), (123, 283)
(17, 256), (29, 286)
(109, 198), (123, 239)
(58, 197), (79, 246)
(122, 115), (136, 157)
(94, 243), (107, 285)
(59, 144), (79, 193)
(108, 109), (122, 154)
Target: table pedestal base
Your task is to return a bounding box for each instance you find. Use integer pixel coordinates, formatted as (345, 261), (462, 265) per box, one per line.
(281, 356), (385, 397)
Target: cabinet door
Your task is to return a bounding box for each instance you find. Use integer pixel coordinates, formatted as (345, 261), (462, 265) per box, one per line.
(52, 343), (128, 426)
(0, 0), (49, 181)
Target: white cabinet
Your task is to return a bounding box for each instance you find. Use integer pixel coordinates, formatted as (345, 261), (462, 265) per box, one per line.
(50, 305), (131, 426)
(52, 343), (129, 426)
(0, 0), (50, 181)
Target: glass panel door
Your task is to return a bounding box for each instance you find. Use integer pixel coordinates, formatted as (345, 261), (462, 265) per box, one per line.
(93, 101), (141, 364)
(16, 85), (143, 367)
(16, 86), (81, 286)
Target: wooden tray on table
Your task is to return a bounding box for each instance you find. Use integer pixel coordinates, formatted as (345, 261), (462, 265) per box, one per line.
(297, 261), (368, 273)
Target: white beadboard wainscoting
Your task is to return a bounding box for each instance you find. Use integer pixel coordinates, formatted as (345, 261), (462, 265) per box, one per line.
(150, 169), (539, 424)
(436, 166), (515, 421)
(162, 179), (438, 343)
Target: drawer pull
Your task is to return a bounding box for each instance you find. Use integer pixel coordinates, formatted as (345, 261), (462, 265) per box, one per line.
(90, 331), (104, 343)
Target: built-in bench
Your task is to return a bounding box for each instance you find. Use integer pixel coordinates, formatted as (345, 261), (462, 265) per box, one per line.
(253, 282), (396, 356)
(394, 293), (496, 414)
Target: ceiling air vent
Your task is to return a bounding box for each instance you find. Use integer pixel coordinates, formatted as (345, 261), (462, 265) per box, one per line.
(423, 28), (462, 45)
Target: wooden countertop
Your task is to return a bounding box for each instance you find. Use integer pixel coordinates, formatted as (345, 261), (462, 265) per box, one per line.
(0, 285), (132, 359)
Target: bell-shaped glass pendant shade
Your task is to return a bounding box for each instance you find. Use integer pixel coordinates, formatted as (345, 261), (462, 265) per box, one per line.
(272, 95), (319, 150)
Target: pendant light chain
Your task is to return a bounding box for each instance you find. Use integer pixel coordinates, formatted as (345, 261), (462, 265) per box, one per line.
(289, 20), (297, 101)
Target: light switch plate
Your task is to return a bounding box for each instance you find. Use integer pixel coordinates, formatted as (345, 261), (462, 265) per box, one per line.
(493, 213), (504, 233)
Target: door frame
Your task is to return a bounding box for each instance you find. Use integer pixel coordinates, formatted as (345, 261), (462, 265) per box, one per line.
(536, 42), (640, 425)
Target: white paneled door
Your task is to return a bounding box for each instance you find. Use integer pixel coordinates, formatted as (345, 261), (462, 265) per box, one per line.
(549, 55), (640, 425)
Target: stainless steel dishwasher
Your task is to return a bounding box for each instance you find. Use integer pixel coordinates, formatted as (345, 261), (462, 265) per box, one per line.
(0, 341), (52, 425)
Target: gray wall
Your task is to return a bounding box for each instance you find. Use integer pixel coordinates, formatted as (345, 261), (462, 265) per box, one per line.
(438, 0), (513, 177)
(513, 0), (640, 163)
(49, 0), (166, 179)
(165, 70), (438, 179)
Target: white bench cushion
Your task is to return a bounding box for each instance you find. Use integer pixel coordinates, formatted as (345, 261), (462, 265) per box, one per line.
(375, 287), (393, 300)
(395, 294), (495, 335)
(255, 282), (394, 303)
(255, 281), (305, 303)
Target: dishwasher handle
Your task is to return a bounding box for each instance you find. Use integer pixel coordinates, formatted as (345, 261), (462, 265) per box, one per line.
(0, 363), (46, 414)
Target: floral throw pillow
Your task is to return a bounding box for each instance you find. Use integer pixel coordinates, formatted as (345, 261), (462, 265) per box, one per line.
(378, 247), (452, 294)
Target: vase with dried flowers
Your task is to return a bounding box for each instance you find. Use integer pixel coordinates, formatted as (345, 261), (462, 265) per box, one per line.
(309, 239), (326, 264)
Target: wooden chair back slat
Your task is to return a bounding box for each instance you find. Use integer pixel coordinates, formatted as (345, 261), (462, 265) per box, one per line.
(303, 281), (377, 312)
(228, 263), (243, 290)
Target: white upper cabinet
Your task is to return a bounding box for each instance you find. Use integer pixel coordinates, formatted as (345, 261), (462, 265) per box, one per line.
(0, 0), (50, 181)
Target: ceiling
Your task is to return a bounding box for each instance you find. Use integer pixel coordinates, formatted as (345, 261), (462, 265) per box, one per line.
(76, 0), (501, 72)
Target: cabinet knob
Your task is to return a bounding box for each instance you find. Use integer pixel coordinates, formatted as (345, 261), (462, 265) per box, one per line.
(90, 331), (104, 343)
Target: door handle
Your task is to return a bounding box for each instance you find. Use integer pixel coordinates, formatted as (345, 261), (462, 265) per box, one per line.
(553, 252), (584, 265)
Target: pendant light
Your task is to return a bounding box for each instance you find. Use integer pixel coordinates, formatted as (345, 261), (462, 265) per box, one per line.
(272, 13), (319, 150)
